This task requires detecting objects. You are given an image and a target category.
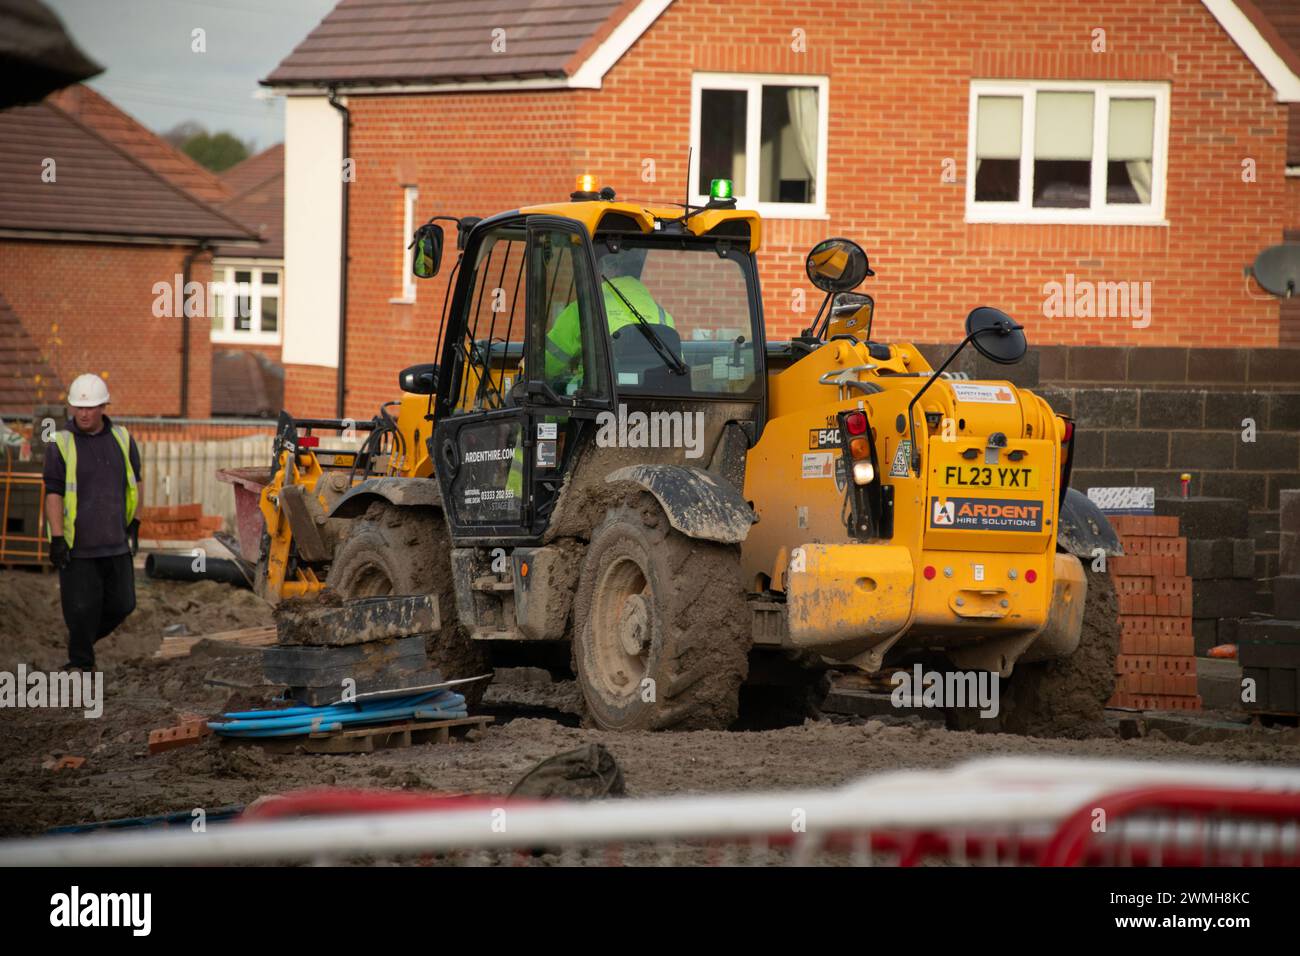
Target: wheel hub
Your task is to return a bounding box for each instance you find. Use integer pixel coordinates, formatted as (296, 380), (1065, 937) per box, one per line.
(618, 594), (650, 656)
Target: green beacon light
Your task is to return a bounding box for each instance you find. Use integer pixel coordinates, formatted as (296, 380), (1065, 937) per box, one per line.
(709, 178), (733, 201)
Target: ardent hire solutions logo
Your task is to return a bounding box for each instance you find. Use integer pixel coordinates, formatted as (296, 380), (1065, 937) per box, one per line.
(50, 887), (151, 936)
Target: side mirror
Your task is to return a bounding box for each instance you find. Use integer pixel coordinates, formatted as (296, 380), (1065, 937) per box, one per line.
(806, 237), (873, 293)
(398, 363), (439, 394)
(965, 306), (1027, 365)
(410, 223), (444, 279)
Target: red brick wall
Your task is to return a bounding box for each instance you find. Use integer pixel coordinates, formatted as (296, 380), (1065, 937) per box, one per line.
(326, 0), (1292, 416)
(0, 239), (213, 417)
(283, 362), (337, 419)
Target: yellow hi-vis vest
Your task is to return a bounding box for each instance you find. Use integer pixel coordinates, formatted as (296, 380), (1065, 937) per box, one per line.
(543, 276), (675, 383)
(48, 425), (138, 548)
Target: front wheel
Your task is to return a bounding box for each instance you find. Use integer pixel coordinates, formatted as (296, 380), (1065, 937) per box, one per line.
(572, 497), (750, 731)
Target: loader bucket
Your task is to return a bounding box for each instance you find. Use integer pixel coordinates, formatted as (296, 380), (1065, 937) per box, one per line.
(216, 466), (272, 563)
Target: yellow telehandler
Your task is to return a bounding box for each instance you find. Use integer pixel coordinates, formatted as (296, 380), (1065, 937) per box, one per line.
(240, 176), (1119, 730)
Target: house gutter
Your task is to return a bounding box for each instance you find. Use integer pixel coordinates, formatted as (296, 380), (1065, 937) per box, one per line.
(329, 88), (350, 418)
(179, 239), (211, 418)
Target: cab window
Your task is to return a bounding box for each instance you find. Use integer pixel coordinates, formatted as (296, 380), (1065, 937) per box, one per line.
(528, 226), (609, 401)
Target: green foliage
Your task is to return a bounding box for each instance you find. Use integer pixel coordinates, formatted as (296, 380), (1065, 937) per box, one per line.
(180, 131), (250, 172)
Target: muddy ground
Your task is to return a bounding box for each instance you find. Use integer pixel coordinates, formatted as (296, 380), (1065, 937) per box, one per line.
(1, 567), (1298, 841)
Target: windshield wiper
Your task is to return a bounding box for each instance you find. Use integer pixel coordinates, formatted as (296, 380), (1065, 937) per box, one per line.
(601, 274), (689, 376)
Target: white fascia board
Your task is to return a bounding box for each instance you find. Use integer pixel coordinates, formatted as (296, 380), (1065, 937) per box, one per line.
(1201, 0), (1300, 102)
(568, 0), (675, 89)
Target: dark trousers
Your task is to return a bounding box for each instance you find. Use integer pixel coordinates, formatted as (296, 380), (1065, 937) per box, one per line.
(60, 554), (136, 668)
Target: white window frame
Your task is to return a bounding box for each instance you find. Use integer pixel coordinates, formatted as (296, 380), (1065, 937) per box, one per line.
(965, 80), (1170, 226)
(394, 185), (419, 303)
(688, 72), (830, 220)
(209, 261), (283, 346)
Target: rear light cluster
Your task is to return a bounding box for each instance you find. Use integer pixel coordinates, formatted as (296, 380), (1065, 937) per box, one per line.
(843, 411), (875, 485)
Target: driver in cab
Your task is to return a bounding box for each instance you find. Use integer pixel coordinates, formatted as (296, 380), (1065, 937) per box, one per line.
(542, 246), (676, 391)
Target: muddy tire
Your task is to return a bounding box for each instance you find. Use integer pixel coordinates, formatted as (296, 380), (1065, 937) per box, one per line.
(326, 501), (489, 706)
(988, 567), (1119, 737)
(573, 498), (750, 731)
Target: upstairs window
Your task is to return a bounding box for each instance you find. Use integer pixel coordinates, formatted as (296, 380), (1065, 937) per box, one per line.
(967, 81), (1168, 224)
(210, 263), (282, 345)
(398, 185), (419, 302)
(690, 73), (829, 219)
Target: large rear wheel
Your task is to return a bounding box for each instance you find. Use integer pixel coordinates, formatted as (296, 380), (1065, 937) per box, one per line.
(573, 498), (750, 731)
(326, 502), (489, 706)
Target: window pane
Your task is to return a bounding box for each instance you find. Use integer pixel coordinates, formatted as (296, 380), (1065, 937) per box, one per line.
(759, 85), (818, 204)
(235, 293), (252, 331)
(974, 96), (1022, 202)
(211, 293), (224, 332)
(260, 295), (278, 333)
(262, 271), (279, 285)
(533, 230), (606, 400)
(452, 227), (527, 414)
(235, 270), (252, 284)
(1033, 92), (1093, 208)
(1107, 98), (1155, 204)
(600, 242), (758, 397)
(699, 89), (747, 196)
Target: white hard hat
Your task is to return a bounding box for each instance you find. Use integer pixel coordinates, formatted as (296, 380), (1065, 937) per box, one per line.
(67, 373), (110, 408)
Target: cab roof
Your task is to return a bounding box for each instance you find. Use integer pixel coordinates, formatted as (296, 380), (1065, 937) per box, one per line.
(517, 199), (762, 253)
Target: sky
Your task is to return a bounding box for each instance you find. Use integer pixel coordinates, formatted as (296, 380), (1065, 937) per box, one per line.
(44, 0), (339, 151)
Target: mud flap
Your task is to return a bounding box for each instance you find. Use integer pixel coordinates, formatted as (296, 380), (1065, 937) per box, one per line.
(605, 464), (755, 544)
(327, 476), (442, 519)
(1057, 487), (1122, 558)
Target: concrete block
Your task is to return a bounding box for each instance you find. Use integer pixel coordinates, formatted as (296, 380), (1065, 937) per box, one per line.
(262, 635), (427, 689)
(1197, 658), (1243, 711)
(1140, 390), (1205, 429)
(1186, 538), (1256, 579)
(1106, 430), (1170, 469)
(1074, 388), (1138, 428)
(1155, 496), (1249, 539)
(1274, 576), (1300, 621)
(1191, 579), (1269, 619)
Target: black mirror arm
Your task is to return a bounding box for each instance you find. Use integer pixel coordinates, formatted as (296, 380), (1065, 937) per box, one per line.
(906, 323), (1023, 477)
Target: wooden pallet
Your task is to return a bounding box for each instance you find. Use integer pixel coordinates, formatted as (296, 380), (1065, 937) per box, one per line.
(222, 715), (493, 754)
(155, 625), (277, 659)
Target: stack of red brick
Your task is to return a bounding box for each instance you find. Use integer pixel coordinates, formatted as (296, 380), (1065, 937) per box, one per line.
(1107, 514), (1201, 711)
(137, 504), (222, 542)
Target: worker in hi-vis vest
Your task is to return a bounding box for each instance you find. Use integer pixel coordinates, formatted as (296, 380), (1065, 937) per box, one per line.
(42, 373), (142, 671)
(542, 247), (675, 391)
(505, 249), (676, 500)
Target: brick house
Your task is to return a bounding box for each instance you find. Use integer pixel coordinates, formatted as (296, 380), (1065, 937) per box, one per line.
(0, 86), (260, 417)
(210, 144), (288, 417)
(264, 0), (1300, 423)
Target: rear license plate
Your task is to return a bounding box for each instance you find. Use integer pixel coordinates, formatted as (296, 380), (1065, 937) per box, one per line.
(939, 464), (1038, 490)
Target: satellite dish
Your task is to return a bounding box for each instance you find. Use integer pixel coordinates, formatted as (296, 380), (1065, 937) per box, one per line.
(1250, 243), (1300, 297)
(965, 306), (1026, 365)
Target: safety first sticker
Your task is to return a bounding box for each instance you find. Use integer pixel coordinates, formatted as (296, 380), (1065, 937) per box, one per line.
(890, 440), (912, 477)
(929, 496), (1044, 532)
(801, 452), (835, 479)
(951, 383), (1016, 404)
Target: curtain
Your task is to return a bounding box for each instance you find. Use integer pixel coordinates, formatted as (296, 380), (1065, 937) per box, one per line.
(1125, 161), (1152, 204)
(787, 87), (819, 200)
(1109, 98), (1155, 204)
